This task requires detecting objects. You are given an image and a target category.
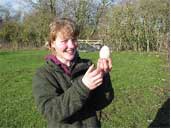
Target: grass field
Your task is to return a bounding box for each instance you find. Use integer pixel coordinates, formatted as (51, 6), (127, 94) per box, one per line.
(0, 50), (169, 128)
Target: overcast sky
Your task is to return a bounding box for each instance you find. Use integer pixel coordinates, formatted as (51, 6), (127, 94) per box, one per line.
(0, 0), (33, 17)
(0, 0), (20, 11)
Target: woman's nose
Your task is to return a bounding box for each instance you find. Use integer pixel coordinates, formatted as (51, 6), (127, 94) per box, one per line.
(67, 39), (77, 48)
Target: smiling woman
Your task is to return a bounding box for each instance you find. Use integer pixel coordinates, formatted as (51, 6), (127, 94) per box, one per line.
(48, 18), (79, 66)
(32, 17), (114, 128)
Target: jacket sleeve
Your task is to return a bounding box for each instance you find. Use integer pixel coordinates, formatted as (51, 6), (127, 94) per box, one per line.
(89, 73), (114, 111)
(32, 68), (91, 122)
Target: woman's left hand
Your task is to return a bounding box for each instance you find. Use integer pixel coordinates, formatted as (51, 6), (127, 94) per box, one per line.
(97, 58), (112, 73)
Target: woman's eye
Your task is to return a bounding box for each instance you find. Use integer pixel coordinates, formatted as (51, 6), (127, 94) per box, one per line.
(61, 40), (67, 44)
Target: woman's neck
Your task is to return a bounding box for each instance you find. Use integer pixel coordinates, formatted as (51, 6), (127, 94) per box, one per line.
(56, 56), (71, 67)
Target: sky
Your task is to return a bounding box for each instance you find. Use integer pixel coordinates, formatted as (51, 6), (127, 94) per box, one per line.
(0, 0), (118, 16)
(0, 0), (21, 11)
(0, 0), (32, 17)
(0, 0), (33, 13)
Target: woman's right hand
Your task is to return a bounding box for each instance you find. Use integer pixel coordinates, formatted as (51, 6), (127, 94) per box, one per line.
(82, 64), (103, 90)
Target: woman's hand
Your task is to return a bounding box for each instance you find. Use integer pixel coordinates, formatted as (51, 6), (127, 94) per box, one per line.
(97, 58), (112, 73)
(82, 64), (103, 90)
(82, 58), (112, 90)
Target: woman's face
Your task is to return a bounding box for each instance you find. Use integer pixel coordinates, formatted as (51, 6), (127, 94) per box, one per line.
(52, 32), (78, 64)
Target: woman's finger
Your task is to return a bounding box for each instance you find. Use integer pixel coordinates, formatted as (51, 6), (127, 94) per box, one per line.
(91, 71), (103, 81)
(95, 79), (103, 86)
(102, 59), (109, 72)
(108, 58), (112, 71)
(86, 64), (95, 74)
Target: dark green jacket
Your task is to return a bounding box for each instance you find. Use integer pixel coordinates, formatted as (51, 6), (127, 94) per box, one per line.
(32, 56), (114, 128)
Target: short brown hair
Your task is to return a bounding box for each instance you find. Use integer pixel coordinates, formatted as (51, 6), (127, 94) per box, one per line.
(48, 18), (79, 49)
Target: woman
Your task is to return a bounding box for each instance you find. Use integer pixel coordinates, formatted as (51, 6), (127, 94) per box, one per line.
(32, 18), (114, 128)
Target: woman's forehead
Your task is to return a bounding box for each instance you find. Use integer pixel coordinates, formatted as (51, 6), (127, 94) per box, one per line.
(56, 30), (76, 40)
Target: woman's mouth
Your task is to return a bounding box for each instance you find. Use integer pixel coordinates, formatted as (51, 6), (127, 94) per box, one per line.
(66, 49), (75, 55)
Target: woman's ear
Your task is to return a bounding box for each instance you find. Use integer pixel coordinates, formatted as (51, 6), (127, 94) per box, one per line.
(51, 41), (56, 48)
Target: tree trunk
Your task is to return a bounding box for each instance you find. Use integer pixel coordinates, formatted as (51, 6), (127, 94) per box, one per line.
(147, 39), (149, 52)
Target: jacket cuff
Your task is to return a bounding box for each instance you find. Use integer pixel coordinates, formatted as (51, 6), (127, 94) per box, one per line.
(74, 78), (90, 100)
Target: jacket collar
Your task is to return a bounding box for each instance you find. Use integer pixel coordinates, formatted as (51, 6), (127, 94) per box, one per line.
(45, 54), (71, 76)
(45, 52), (92, 78)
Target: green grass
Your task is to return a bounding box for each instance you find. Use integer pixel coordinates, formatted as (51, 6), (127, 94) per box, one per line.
(0, 50), (169, 128)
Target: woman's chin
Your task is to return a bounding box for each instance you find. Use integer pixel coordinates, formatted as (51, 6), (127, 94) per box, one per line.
(65, 55), (75, 61)
(65, 52), (76, 60)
